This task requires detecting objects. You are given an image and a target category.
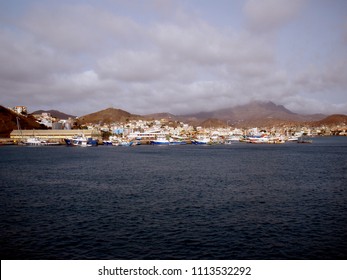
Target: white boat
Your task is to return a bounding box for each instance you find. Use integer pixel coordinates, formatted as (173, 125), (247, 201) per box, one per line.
(192, 136), (211, 145)
(24, 137), (45, 145)
(24, 137), (60, 146)
(224, 135), (241, 144)
(64, 134), (98, 147)
(248, 136), (270, 144)
(287, 136), (299, 142)
(150, 136), (170, 145)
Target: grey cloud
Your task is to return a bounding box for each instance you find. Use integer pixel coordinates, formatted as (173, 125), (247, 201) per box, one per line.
(0, 1), (346, 116)
(20, 3), (142, 54)
(96, 51), (172, 82)
(244, 0), (307, 33)
(283, 94), (347, 115)
(0, 28), (75, 83)
(294, 58), (347, 95)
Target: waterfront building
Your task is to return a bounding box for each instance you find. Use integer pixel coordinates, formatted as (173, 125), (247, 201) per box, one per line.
(10, 129), (101, 142)
(11, 106), (27, 115)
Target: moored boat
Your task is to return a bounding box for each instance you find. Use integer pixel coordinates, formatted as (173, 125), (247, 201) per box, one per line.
(23, 137), (60, 146)
(118, 140), (133, 146)
(247, 135), (270, 144)
(169, 139), (187, 145)
(224, 135), (241, 144)
(64, 134), (98, 147)
(192, 135), (211, 145)
(297, 137), (313, 144)
(150, 136), (170, 145)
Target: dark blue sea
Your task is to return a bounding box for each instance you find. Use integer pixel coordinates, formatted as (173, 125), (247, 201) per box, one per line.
(1, 137), (346, 260)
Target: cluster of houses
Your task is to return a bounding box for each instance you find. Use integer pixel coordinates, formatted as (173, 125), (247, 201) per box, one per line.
(7, 106), (347, 145)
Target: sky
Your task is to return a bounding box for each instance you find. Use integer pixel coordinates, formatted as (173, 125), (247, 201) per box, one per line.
(1, 0), (347, 116)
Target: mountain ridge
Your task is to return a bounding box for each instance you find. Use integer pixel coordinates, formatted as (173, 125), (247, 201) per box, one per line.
(76, 101), (328, 127)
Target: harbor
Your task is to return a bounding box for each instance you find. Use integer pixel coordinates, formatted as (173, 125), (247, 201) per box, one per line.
(6, 126), (346, 146)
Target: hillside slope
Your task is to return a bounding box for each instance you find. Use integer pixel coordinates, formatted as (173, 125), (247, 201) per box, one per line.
(0, 105), (43, 137)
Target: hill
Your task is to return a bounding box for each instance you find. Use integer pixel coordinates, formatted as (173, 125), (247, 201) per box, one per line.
(312, 114), (347, 126)
(32, 109), (76, 119)
(78, 107), (141, 124)
(183, 101), (325, 123)
(0, 105), (43, 137)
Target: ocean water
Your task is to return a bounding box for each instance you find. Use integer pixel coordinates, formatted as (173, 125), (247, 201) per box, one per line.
(0, 137), (346, 260)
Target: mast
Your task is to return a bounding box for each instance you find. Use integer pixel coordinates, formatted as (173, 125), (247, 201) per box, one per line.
(16, 117), (23, 139)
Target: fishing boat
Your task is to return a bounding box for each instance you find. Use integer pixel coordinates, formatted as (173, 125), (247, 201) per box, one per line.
(64, 134), (98, 147)
(150, 136), (170, 145)
(192, 135), (211, 145)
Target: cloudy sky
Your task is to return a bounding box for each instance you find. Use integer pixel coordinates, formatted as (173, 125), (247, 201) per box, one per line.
(1, 0), (347, 116)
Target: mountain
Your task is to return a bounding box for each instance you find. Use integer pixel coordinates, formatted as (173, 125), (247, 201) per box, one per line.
(78, 107), (141, 124)
(0, 105), (43, 137)
(31, 109), (76, 119)
(181, 101), (326, 126)
(76, 102), (333, 128)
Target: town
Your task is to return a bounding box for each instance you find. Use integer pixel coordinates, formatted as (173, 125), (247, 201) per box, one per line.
(1, 105), (347, 146)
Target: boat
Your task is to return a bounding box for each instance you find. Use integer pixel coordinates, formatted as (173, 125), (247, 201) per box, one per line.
(150, 136), (170, 145)
(267, 137), (286, 144)
(64, 134), (98, 147)
(287, 136), (299, 142)
(23, 137), (60, 146)
(169, 138), (187, 145)
(192, 135), (211, 145)
(297, 136), (313, 144)
(16, 119), (60, 146)
(224, 135), (241, 144)
(247, 135), (270, 144)
(118, 140), (133, 146)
